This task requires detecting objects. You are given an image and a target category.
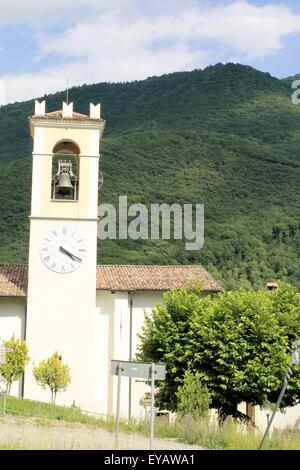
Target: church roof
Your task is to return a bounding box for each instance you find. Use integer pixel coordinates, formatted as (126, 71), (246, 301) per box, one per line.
(30, 110), (103, 122)
(96, 264), (221, 292)
(0, 264), (221, 297)
(0, 265), (28, 297)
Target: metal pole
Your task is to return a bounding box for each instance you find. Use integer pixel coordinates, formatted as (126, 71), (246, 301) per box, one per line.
(258, 341), (300, 450)
(115, 364), (122, 450)
(258, 365), (292, 450)
(150, 363), (155, 450)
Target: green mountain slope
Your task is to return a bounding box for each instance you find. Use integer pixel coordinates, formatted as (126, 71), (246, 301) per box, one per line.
(0, 63), (300, 290)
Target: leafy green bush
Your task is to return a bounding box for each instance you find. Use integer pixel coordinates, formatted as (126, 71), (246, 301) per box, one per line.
(0, 335), (29, 394)
(33, 352), (71, 404)
(176, 370), (211, 419)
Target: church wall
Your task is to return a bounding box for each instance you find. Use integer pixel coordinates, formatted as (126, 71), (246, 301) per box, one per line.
(110, 291), (130, 417)
(130, 291), (164, 420)
(0, 297), (26, 396)
(253, 404), (300, 433)
(94, 290), (115, 417)
(95, 290), (164, 419)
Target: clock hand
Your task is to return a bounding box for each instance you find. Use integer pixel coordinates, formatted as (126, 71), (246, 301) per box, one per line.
(59, 246), (73, 260)
(59, 246), (82, 263)
(60, 246), (82, 262)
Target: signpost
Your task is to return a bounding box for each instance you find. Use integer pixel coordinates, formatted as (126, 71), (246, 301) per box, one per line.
(111, 360), (166, 450)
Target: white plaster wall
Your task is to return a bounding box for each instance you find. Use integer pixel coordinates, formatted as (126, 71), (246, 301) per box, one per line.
(110, 292), (130, 418)
(0, 298), (26, 396)
(94, 290), (114, 416)
(30, 157), (42, 216)
(25, 218), (98, 410)
(88, 156), (100, 218)
(130, 291), (164, 420)
(237, 402), (300, 432)
(96, 290), (164, 419)
(254, 404), (300, 433)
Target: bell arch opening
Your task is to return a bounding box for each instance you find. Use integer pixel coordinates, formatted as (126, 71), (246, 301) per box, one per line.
(51, 140), (80, 201)
(52, 140), (80, 155)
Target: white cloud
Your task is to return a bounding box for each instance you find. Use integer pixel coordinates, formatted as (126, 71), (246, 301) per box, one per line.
(0, 0), (128, 27)
(1, 1), (300, 104)
(2, 45), (209, 104)
(1, 73), (65, 105)
(35, 2), (300, 61)
(198, 2), (300, 59)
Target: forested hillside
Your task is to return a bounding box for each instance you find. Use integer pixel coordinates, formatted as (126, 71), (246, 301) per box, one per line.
(0, 63), (300, 290)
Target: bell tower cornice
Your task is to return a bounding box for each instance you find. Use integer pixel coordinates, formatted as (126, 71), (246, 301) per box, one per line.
(29, 101), (106, 137)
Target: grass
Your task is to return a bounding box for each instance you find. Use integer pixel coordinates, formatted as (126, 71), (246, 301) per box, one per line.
(0, 396), (299, 450)
(0, 395), (114, 428)
(175, 416), (300, 450)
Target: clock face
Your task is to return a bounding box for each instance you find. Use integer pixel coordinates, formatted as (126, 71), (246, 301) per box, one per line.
(40, 226), (87, 274)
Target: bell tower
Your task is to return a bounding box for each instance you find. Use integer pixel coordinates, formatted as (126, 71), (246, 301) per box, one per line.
(25, 100), (105, 409)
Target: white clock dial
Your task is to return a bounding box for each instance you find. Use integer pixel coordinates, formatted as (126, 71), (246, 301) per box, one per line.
(40, 226), (87, 274)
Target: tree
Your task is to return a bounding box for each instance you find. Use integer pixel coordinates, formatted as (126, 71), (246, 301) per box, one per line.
(176, 370), (211, 420)
(33, 352), (71, 404)
(0, 335), (29, 394)
(137, 286), (209, 411)
(137, 283), (300, 419)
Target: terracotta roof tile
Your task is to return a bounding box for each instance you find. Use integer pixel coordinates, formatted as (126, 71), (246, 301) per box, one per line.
(31, 110), (103, 122)
(0, 265), (27, 297)
(0, 264), (221, 296)
(96, 265), (221, 292)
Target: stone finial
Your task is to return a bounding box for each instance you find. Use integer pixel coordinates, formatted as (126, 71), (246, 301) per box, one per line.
(35, 100), (46, 116)
(62, 102), (73, 118)
(90, 103), (101, 120)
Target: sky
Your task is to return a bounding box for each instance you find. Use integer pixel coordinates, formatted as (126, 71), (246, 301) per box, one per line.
(0, 0), (300, 105)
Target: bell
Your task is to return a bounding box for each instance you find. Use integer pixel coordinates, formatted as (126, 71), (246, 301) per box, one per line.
(57, 172), (73, 194)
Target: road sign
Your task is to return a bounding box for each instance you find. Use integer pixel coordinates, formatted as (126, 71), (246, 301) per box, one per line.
(111, 360), (166, 380)
(111, 360), (166, 451)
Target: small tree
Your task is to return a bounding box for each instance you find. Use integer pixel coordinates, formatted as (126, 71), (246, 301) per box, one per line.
(33, 352), (71, 404)
(176, 370), (211, 420)
(0, 335), (30, 394)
